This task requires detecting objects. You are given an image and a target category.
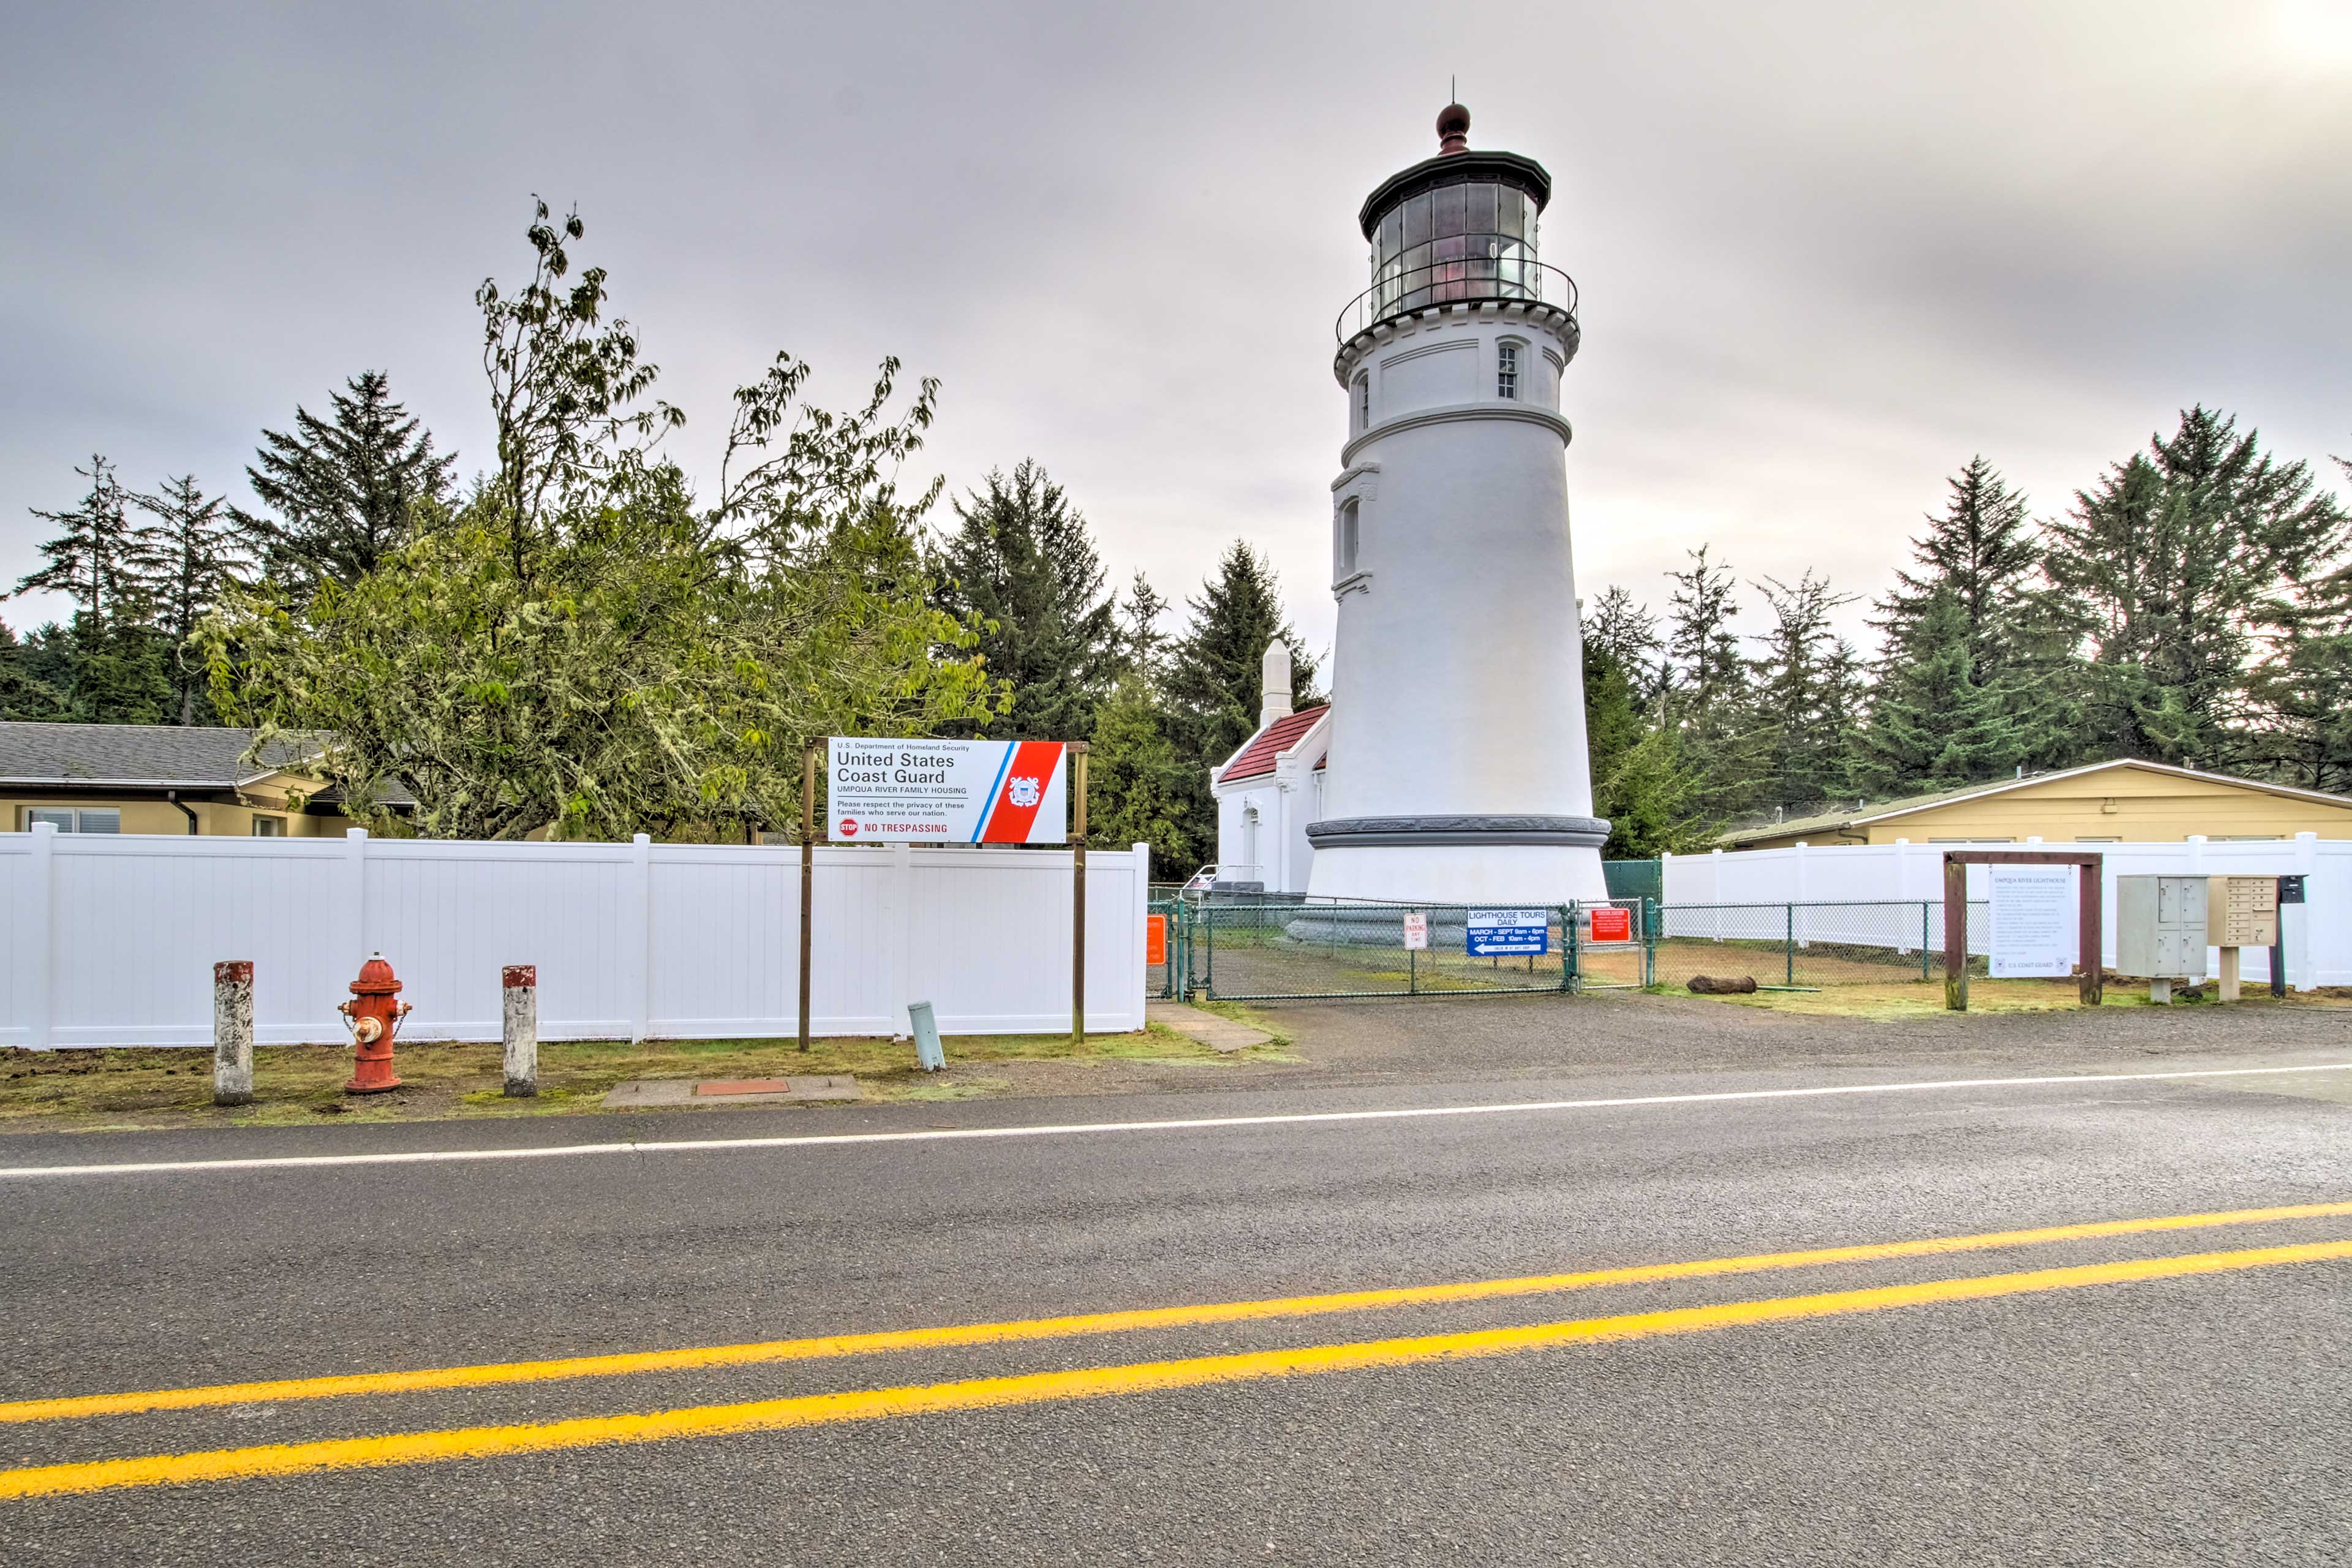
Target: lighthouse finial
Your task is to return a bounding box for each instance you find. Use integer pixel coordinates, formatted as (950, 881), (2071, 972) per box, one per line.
(1436, 100), (1470, 156)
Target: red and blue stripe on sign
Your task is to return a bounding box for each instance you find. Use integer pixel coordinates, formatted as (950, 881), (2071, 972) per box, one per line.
(975, 741), (1065, 843)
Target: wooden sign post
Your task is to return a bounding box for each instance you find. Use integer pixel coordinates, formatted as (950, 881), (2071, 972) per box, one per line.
(1941, 848), (2105, 1011)
(1071, 741), (1090, 1045)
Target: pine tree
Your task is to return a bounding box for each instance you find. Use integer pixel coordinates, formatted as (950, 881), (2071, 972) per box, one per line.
(1874, 457), (2039, 679)
(1085, 673), (1196, 877)
(1585, 584), (1666, 707)
(134, 475), (251, 725)
(2043, 408), (2351, 768)
(2247, 454), (2352, 790)
(1118, 571), (1172, 683)
(1578, 638), (1707, 854)
(1747, 571), (1859, 811)
(929, 461), (1120, 742)
(14, 455), (154, 638)
(0, 620), (66, 720)
(9, 456), (176, 719)
(1581, 643), (1645, 786)
(1664, 545), (1755, 813)
(235, 370), (454, 591)
(1161, 541), (1319, 866)
(1869, 456), (2081, 774)
(1853, 587), (2022, 793)
(1665, 546), (1744, 708)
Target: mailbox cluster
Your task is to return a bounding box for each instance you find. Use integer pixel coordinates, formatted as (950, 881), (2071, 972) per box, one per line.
(2115, 875), (2280, 1003)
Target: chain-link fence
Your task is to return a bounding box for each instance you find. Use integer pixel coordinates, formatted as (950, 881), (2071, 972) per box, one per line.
(1147, 899), (1186, 1000)
(1144, 894), (2002, 1003)
(1648, 900), (1991, 990)
(1169, 895), (1670, 1001)
(1185, 895), (1565, 1001)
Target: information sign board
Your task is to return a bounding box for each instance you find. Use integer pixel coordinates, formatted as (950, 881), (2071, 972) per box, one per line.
(827, 738), (1067, 843)
(1467, 908), (1549, 957)
(1401, 910), (1429, 951)
(1588, 906), (1632, 944)
(1988, 864), (2075, 978)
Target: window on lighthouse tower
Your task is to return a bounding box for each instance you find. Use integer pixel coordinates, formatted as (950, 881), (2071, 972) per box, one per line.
(1336, 499), (1360, 579)
(1497, 341), (1520, 400)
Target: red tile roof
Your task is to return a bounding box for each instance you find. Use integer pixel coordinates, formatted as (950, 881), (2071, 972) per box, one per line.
(1218, 705), (1329, 783)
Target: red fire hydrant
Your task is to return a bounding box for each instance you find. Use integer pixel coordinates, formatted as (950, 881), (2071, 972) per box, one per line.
(339, 953), (412, 1095)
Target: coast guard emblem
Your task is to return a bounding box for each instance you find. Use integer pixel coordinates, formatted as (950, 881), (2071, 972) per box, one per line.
(1008, 776), (1041, 809)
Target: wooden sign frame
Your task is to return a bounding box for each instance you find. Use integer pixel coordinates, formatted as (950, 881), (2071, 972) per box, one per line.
(1942, 850), (2105, 1011)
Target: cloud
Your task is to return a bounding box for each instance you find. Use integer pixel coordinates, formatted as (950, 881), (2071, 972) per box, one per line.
(3, 0), (2345, 669)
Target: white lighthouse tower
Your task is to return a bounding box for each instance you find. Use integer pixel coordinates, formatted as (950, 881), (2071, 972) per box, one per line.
(1305, 103), (1608, 906)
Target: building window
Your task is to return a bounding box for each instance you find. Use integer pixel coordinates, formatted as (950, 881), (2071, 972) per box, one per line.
(22, 807), (119, 834)
(1335, 499), (1360, 580)
(1497, 341), (1520, 400)
(1354, 374), (1370, 431)
(251, 815), (287, 837)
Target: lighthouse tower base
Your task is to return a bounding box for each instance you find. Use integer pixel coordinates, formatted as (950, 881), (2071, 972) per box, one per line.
(1305, 834), (1610, 908)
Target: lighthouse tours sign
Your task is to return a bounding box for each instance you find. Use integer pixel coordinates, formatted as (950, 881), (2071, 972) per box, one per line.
(827, 738), (1068, 843)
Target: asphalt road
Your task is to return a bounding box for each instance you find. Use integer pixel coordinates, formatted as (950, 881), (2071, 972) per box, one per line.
(4, 1019), (2351, 1564)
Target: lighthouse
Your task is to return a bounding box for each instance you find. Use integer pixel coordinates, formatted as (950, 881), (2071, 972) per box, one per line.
(1303, 104), (1608, 906)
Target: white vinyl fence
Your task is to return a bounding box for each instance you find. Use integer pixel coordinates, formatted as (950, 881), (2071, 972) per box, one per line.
(1, 827), (1150, 1049)
(1661, 834), (2348, 987)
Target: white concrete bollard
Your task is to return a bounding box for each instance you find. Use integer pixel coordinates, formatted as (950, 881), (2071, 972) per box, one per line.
(213, 960), (254, 1107)
(502, 965), (538, 1096)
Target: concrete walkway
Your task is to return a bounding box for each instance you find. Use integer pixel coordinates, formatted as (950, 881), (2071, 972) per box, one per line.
(1147, 1001), (1274, 1054)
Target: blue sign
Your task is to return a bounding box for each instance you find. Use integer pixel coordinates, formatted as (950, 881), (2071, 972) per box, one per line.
(1466, 908), (1550, 957)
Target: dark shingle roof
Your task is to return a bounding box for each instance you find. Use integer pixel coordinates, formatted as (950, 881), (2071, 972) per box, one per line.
(0, 722), (415, 806)
(0, 722), (302, 785)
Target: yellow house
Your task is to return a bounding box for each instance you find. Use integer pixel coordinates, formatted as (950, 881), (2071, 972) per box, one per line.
(1723, 759), (2352, 851)
(0, 722), (406, 837)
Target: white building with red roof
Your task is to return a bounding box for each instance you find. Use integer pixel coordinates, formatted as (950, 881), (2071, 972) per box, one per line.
(1207, 641), (1329, 893)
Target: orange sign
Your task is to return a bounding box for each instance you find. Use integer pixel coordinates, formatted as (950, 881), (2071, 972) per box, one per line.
(1588, 907), (1632, 943)
(1147, 913), (1168, 967)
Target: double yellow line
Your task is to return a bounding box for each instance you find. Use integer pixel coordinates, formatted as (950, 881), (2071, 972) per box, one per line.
(4, 1200), (2348, 1499)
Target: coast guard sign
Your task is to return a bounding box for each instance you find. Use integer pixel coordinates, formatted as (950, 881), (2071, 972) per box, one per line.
(827, 738), (1068, 844)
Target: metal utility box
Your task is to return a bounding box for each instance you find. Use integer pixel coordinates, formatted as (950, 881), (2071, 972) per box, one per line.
(2116, 876), (2208, 981)
(2206, 875), (2278, 949)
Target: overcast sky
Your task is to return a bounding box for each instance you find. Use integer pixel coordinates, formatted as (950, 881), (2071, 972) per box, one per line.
(4, 1), (2348, 671)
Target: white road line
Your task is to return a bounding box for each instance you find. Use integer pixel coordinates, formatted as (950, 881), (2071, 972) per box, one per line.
(2, 1061), (2348, 1182)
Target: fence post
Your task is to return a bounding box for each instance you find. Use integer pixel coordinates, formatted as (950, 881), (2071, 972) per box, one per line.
(342, 827), (369, 975)
(502, 965), (538, 1096)
(1643, 897), (1657, 988)
(890, 841), (915, 1036)
(1566, 903), (1581, 994)
(1784, 903), (1795, 986)
(1133, 844), (1150, 1026)
(624, 834), (654, 1043)
(26, 820), (55, 1052)
(1920, 900), (1931, 981)
(213, 960), (254, 1106)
